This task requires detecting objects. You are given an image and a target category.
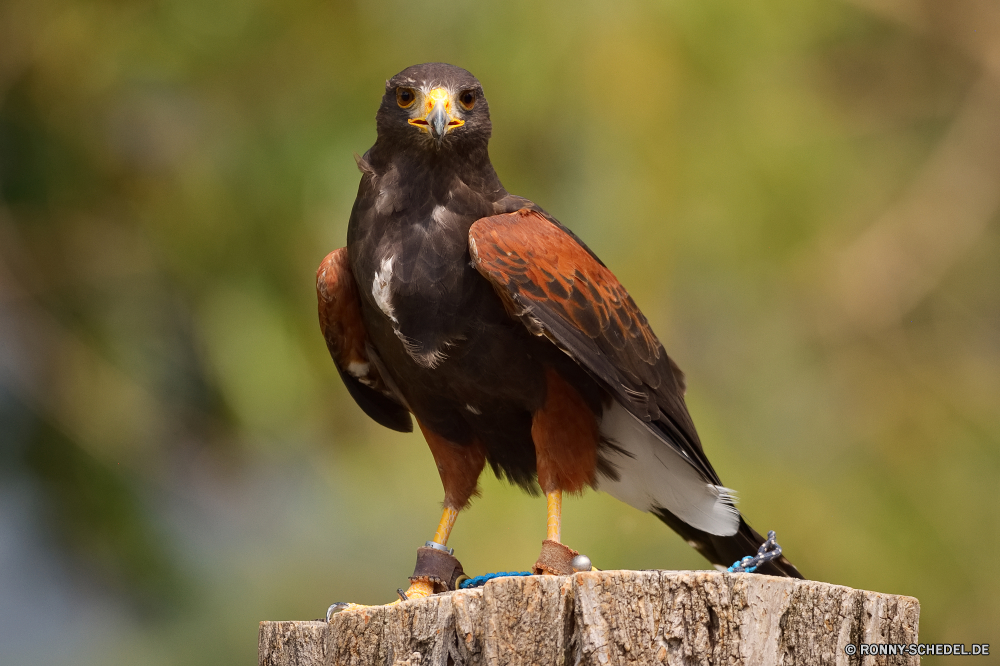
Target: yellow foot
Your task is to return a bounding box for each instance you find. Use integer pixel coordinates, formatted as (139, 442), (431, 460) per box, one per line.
(326, 579), (435, 619)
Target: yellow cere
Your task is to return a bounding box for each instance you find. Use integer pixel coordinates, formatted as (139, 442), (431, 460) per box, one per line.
(427, 87), (450, 110)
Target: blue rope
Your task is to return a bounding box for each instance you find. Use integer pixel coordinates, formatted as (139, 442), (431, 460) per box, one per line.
(459, 571), (533, 589)
(458, 531), (783, 587)
(727, 530), (783, 574)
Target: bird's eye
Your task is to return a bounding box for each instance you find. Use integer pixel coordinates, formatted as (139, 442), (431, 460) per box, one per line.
(396, 87), (417, 108)
(458, 90), (476, 110)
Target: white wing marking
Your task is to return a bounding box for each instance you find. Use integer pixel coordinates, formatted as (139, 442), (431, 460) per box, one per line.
(372, 255), (397, 323)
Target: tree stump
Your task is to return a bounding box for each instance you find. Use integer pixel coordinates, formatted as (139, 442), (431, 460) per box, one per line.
(259, 570), (919, 665)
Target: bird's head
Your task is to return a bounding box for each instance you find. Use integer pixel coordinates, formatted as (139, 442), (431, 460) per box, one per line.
(375, 63), (491, 152)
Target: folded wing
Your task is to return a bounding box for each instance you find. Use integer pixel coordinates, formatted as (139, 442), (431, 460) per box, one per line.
(469, 209), (738, 537)
(317, 248), (412, 433)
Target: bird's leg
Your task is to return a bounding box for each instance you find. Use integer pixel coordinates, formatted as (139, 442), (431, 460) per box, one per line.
(532, 487), (582, 575)
(534, 489), (595, 575)
(432, 504), (460, 546)
(546, 489), (562, 542)
(328, 505), (462, 617)
(400, 505), (461, 601)
(329, 424), (483, 617)
(530, 368), (601, 575)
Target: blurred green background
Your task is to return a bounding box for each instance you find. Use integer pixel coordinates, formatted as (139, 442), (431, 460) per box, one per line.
(1, 0), (997, 663)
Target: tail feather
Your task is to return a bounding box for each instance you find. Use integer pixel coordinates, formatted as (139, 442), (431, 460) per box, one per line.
(597, 402), (741, 537)
(652, 506), (804, 579)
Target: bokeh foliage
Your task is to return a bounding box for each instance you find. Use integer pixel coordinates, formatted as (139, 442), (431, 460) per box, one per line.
(1, 0), (997, 664)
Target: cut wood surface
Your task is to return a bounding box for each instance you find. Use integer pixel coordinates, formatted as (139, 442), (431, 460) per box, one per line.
(259, 570), (919, 666)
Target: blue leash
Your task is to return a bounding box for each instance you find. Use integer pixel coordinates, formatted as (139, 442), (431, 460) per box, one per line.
(330, 534), (786, 620)
(459, 571), (533, 589)
(457, 531), (783, 587)
(727, 530), (783, 574)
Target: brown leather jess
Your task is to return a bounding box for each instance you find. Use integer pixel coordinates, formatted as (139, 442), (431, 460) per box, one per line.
(409, 546), (466, 593)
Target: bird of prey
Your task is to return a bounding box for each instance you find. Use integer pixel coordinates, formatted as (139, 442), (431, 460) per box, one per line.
(318, 63), (801, 606)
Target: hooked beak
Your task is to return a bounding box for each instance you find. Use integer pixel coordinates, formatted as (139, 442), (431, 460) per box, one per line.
(408, 88), (464, 143)
(427, 102), (449, 140)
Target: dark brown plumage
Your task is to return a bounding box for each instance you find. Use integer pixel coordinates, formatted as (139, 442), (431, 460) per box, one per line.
(318, 63), (801, 580)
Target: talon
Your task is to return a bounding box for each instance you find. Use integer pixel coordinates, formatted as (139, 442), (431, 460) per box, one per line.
(397, 588), (408, 601)
(326, 602), (352, 621)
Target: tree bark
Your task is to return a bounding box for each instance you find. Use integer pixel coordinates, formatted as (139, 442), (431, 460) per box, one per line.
(259, 570), (919, 666)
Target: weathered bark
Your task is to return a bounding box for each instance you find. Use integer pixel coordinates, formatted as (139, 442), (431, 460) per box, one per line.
(259, 570), (919, 666)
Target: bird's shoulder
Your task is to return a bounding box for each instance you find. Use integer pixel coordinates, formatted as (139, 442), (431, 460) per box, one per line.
(492, 194), (607, 268)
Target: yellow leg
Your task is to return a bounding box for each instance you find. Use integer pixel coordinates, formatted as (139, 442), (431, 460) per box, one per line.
(546, 490), (562, 542)
(331, 506), (461, 615)
(432, 506), (459, 546)
(391, 507), (461, 602)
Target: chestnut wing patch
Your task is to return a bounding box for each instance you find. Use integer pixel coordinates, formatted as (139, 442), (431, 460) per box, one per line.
(317, 248), (412, 432)
(469, 209), (717, 483)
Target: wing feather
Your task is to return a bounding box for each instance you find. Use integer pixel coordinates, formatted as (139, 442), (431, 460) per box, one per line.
(317, 248), (412, 432)
(469, 209), (718, 485)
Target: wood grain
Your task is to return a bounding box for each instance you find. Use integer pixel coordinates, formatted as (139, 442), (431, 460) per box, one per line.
(259, 570), (919, 666)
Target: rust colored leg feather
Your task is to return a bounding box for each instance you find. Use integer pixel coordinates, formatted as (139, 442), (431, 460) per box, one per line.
(531, 366), (600, 495)
(417, 420), (487, 511)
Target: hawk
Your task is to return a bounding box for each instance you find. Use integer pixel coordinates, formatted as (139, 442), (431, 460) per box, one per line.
(318, 63), (801, 607)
